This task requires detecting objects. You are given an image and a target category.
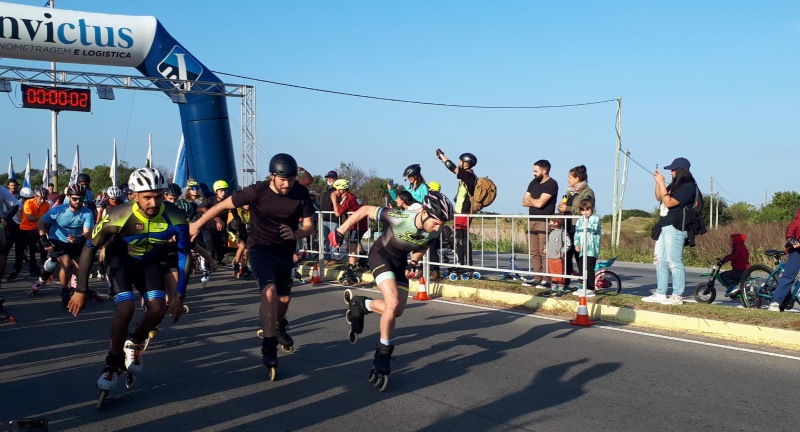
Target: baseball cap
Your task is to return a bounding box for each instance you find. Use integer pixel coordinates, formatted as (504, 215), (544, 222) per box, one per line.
(663, 157), (690, 171)
(324, 170), (338, 179)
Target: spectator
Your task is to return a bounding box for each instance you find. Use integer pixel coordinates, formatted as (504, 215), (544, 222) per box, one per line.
(572, 199), (601, 297)
(557, 165), (595, 290)
(543, 218), (570, 294)
(332, 179), (368, 285)
(320, 170), (339, 267)
(436, 149), (478, 276)
(47, 183), (59, 204)
(642, 157), (697, 306)
(388, 164), (429, 204)
(768, 212), (800, 312)
(7, 179), (19, 199)
(393, 190), (418, 210)
(521, 160), (558, 288)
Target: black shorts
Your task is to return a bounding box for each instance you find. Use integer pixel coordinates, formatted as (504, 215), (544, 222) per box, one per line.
(50, 239), (84, 261)
(106, 253), (171, 297)
(368, 243), (409, 289)
(248, 246), (293, 296)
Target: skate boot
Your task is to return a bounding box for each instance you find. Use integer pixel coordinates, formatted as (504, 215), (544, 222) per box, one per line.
(86, 289), (107, 303)
(60, 287), (73, 310)
(344, 292), (372, 344)
(6, 270), (19, 283)
(368, 342), (395, 392)
(97, 353), (125, 391)
(261, 336), (279, 381)
(275, 318), (295, 352)
(338, 265), (359, 286)
(233, 262), (240, 278)
(123, 339), (144, 374)
(30, 277), (45, 296)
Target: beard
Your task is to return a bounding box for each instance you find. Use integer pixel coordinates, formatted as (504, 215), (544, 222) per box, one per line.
(533, 174), (544, 183)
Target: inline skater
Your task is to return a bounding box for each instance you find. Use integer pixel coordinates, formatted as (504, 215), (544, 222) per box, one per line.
(331, 179), (368, 285)
(7, 187), (48, 281)
(329, 191), (452, 390)
(190, 154), (314, 378)
(0, 185), (21, 287)
(68, 168), (191, 394)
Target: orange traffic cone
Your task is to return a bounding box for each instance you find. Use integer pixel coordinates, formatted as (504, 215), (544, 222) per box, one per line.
(310, 264), (321, 284)
(570, 294), (596, 326)
(413, 276), (432, 301)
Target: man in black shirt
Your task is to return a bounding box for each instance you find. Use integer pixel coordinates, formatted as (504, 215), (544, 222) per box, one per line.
(190, 154), (314, 378)
(437, 150), (477, 274)
(522, 160), (558, 288)
(319, 170), (339, 266)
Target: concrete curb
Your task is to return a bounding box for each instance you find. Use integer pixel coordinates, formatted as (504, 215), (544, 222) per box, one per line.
(301, 264), (800, 350)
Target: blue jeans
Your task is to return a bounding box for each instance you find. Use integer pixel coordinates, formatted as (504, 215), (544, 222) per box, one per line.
(322, 221), (340, 258)
(772, 249), (800, 305)
(654, 225), (687, 296)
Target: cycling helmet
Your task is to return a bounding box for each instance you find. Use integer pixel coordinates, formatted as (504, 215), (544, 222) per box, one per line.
(213, 180), (229, 191)
(122, 186), (133, 196)
(427, 181), (441, 192)
(187, 179), (199, 187)
(19, 187), (34, 198)
(459, 153), (477, 167)
(269, 153), (298, 178)
(166, 183), (183, 197)
(76, 173), (91, 183)
(128, 167), (167, 192)
(34, 187), (47, 197)
(66, 183), (87, 197)
(403, 164), (421, 178)
(332, 179), (350, 190)
(106, 186), (123, 200)
(422, 191), (453, 222)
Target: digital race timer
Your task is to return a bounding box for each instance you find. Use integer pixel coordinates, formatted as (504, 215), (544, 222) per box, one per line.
(21, 83), (92, 112)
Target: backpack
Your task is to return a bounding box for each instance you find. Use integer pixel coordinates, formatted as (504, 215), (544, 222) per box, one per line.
(467, 177), (497, 213)
(675, 183), (707, 247)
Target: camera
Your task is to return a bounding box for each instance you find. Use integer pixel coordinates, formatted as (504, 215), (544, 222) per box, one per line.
(435, 148), (443, 157)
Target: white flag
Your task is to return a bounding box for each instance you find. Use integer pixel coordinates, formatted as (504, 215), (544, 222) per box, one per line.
(7, 157), (15, 182)
(42, 150), (51, 189)
(146, 134), (153, 168)
(69, 146), (81, 185)
(110, 139), (118, 187)
(173, 135), (188, 185)
(23, 154), (31, 188)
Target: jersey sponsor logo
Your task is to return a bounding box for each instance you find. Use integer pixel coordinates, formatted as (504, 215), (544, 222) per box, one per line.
(150, 222), (168, 232)
(92, 214), (110, 237)
(396, 231), (428, 246)
(135, 223), (144, 230)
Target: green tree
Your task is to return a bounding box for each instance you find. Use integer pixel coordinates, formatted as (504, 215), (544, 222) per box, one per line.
(725, 202), (757, 224)
(751, 191), (800, 223)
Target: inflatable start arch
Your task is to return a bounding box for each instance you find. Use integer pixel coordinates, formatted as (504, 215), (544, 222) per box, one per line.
(0, 2), (238, 191)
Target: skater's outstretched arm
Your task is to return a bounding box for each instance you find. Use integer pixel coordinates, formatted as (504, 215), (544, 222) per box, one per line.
(190, 197), (234, 240)
(330, 206), (378, 247)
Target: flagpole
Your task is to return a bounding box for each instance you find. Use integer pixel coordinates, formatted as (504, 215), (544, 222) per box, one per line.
(49, 0), (59, 191)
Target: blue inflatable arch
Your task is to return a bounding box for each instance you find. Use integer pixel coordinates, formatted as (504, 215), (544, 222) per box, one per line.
(0, 2), (237, 191)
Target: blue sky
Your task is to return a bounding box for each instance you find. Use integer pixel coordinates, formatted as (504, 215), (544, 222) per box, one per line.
(2, 1), (798, 215)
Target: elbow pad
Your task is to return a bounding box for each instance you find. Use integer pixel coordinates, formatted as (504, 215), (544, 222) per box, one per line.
(444, 160), (456, 173)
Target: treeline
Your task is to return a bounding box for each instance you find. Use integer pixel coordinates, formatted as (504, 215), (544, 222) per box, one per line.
(1, 162), (172, 193)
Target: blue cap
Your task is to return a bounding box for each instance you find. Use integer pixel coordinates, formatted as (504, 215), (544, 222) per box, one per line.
(664, 157), (690, 171)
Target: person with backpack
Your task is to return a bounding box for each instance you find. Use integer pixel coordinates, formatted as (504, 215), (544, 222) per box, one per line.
(642, 157), (697, 306)
(436, 149), (478, 275)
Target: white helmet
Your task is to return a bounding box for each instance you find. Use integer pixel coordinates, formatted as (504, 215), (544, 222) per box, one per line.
(19, 186), (34, 198)
(128, 167), (167, 192)
(106, 185), (124, 199)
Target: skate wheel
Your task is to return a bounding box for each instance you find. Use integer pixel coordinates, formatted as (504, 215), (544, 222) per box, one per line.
(368, 369), (378, 383)
(280, 345), (294, 353)
(377, 375), (389, 392)
(125, 372), (136, 389)
(460, 273), (469, 280)
(257, 329), (264, 338)
(97, 389), (109, 410)
(348, 330), (358, 344)
(344, 289), (354, 305)
(183, 305), (190, 313)
(266, 366), (277, 381)
(473, 272), (481, 280)
(449, 273), (458, 281)
(345, 309), (352, 325)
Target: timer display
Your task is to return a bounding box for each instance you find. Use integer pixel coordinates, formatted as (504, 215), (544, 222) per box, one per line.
(21, 84), (92, 112)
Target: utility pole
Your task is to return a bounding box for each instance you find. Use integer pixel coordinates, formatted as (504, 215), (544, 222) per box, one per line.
(611, 97), (622, 249)
(709, 177), (714, 229)
(615, 150), (630, 247)
(716, 191), (720, 228)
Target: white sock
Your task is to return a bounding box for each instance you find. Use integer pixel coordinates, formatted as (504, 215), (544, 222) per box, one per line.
(365, 299), (373, 312)
(380, 338), (391, 346)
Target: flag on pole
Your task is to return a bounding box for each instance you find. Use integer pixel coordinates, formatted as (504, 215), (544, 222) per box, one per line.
(23, 154), (31, 188)
(7, 157), (15, 182)
(110, 138), (118, 187)
(69, 146), (81, 185)
(42, 150), (51, 189)
(173, 134), (188, 186)
(146, 134), (153, 168)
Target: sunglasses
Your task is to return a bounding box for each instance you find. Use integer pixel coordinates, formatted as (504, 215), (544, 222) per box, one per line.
(190, 186), (199, 190)
(69, 196), (83, 202)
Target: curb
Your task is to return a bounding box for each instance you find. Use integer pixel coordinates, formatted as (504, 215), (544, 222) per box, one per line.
(300, 264), (800, 350)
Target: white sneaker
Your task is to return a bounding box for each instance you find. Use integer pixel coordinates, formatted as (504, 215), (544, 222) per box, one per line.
(641, 293), (668, 303)
(584, 290), (596, 298)
(571, 288), (586, 297)
(660, 295), (683, 305)
(123, 340), (143, 374)
(768, 302), (781, 312)
(97, 365), (121, 391)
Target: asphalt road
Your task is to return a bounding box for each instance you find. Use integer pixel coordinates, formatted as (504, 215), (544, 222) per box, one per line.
(1, 272), (798, 431)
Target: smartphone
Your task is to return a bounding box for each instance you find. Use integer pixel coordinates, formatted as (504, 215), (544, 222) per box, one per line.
(8, 419), (48, 432)
(435, 148), (443, 156)
(388, 180), (394, 187)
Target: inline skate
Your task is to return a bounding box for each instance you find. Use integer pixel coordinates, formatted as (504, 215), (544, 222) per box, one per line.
(262, 336), (279, 381)
(367, 342), (394, 392)
(343, 289), (371, 344)
(275, 317), (295, 352)
(338, 265), (360, 286)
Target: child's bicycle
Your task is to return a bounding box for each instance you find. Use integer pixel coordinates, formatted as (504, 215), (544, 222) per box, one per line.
(693, 258), (743, 304)
(738, 249), (800, 311)
(570, 256), (621, 294)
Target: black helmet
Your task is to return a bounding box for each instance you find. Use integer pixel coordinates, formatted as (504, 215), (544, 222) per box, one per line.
(459, 153), (477, 167)
(166, 183), (183, 197)
(403, 164), (421, 177)
(66, 184), (87, 197)
(77, 173), (91, 183)
(269, 153), (298, 178)
(423, 191), (454, 222)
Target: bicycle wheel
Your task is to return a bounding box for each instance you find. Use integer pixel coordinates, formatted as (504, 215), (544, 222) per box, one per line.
(739, 264), (778, 308)
(596, 270), (621, 294)
(693, 282), (716, 304)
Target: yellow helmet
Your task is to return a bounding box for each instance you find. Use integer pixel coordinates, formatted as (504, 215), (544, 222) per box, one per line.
(332, 179), (350, 190)
(428, 181), (441, 192)
(213, 180), (229, 191)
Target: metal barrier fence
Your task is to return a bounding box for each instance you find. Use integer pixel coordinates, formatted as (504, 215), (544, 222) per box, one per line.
(298, 210), (588, 289)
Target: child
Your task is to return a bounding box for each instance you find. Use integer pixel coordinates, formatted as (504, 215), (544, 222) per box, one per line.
(719, 233), (749, 297)
(545, 218), (571, 294)
(572, 199), (601, 297)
